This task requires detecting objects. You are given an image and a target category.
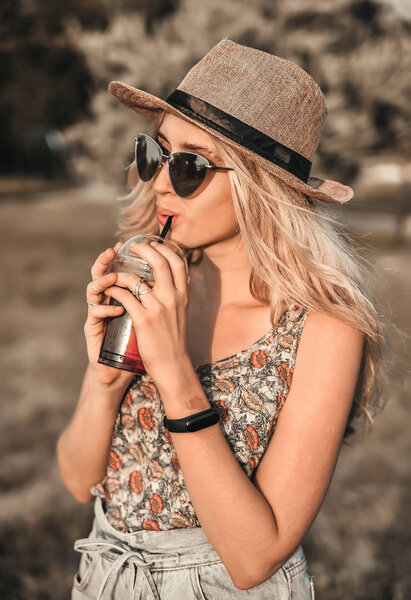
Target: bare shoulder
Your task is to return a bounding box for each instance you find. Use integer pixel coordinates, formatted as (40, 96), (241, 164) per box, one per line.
(300, 309), (365, 353)
(288, 309), (365, 415)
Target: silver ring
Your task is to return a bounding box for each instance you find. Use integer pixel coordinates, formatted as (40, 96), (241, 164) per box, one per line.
(87, 301), (99, 307)
(134, 279), (153, 302)
(90, 279), (101, 293)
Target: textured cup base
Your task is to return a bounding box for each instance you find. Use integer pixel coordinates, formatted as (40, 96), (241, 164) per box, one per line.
(98, 350), (146, 375)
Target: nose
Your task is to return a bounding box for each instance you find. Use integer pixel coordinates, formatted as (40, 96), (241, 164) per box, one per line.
(153, 157), (173, 196)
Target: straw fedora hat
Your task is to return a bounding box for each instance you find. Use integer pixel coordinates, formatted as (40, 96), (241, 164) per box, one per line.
(108, 38), (353, 204)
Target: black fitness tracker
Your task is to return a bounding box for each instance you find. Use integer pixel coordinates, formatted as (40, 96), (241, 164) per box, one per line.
(163, 408), (220, 433)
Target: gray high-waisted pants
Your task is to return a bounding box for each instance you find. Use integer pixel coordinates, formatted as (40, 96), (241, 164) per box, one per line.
(71, 495), (315, 599)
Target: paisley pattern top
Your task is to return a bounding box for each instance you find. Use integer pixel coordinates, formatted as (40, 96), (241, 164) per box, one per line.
(90, 303), (310, 532)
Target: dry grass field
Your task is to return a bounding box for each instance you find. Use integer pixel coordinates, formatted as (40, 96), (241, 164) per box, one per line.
(0, 182), (410, 599)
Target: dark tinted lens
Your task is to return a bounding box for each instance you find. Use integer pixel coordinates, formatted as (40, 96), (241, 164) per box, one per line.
(135, 135), (161, 181)
(168, 153), (208, 197)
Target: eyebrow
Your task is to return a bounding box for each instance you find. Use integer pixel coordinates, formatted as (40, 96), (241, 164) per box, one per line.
(157, 131), (219, 160)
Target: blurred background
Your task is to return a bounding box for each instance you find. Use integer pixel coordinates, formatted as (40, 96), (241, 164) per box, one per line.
(0, 0), (410, 598)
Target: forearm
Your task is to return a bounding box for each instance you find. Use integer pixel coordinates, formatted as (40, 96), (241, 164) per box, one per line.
(56, 365), (127, 503)
(157, 359), (281, 590)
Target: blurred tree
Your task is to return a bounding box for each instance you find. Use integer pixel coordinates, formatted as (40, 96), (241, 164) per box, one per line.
(0, 0), (111, 176)
(252, 0), (411, 182)
(118, 0), (181, 35)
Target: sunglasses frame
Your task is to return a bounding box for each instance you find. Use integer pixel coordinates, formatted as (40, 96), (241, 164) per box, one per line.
(134, 133), (234, 198)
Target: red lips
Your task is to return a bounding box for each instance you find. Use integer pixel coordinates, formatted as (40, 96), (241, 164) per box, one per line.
(157, 207), (178, 226)
(157, 213), (178, 226)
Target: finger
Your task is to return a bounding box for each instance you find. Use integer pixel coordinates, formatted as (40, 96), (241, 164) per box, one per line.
(114, 271), (151, 290)
(108, 271), (157, 308)
(149, 241), (188, 292)
(129, 242), (176, 293)
(109, 275), (157, 310)
(86, 272), (118, 303)
(104, 285), (147, 322)
(86, 302), (124, 323)
(91, 242), (122, 280)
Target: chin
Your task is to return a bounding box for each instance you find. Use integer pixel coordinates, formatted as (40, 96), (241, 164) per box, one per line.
(166, 231), (189, 250)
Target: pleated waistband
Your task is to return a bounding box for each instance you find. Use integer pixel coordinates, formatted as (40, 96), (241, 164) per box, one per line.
(89, 493), (223, 569)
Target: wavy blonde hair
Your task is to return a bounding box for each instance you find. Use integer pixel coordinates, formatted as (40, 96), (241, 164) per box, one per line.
(116, 113), (401, 443)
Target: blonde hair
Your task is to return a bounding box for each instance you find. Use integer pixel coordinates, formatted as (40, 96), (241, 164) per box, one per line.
(116, 113), (402, 443)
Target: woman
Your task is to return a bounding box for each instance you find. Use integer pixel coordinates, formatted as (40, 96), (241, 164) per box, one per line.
(57, 39), (387, 599)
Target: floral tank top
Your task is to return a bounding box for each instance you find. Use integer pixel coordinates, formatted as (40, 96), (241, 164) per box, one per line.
(90, 303), (310, 532)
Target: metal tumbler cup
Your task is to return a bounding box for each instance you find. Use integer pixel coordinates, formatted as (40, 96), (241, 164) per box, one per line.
(98, 234), (187, 375)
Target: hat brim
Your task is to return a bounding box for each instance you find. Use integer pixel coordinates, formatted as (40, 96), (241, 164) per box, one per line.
(108, 81), (353, 205)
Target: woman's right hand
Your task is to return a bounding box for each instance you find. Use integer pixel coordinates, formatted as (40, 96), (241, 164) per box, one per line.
(84, 242), (134, 389)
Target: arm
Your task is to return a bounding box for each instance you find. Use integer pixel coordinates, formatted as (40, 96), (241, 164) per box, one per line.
(56, 243), (134, 503)
(155, 364), (281, 590)
(156, 313), (364, 590)
(252, 313), (365, 574)
(56, 365), (130, 503)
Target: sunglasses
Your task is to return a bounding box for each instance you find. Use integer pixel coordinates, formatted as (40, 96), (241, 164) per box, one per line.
(134, 133), (234, 198)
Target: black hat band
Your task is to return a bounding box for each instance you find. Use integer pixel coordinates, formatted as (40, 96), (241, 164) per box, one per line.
(166, 89), (311, 183)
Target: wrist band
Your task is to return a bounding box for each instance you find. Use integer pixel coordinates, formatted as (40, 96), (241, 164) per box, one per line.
(163, 408), (220, 433)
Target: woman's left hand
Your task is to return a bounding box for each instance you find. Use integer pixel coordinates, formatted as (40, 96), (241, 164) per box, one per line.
(103, 241), (191, 386)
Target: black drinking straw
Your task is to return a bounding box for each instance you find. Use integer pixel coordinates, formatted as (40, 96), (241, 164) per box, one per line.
(159, 215), (173, 242)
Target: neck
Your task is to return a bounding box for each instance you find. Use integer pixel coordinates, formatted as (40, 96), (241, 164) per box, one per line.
(190, 233), (258, 308)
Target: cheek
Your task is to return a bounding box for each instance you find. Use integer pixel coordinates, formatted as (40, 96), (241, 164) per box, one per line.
(173, 179), (237, 248)
(210, 199), (238, 233)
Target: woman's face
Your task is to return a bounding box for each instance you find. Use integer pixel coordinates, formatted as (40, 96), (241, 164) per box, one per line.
(151, 113), (238, 250)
